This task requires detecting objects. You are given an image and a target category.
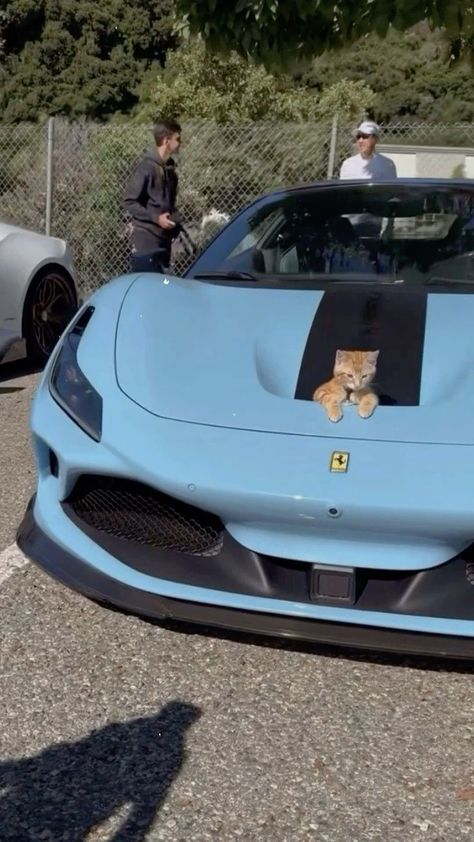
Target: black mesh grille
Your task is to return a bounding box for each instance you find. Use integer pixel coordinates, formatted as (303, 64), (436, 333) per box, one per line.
(67, 476), (224, 557)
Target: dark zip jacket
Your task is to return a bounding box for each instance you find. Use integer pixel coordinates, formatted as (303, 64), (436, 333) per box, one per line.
(123, 148), (178, 247)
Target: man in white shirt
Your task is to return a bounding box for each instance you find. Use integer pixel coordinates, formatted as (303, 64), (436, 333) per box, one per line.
(339, 121), (397, 180)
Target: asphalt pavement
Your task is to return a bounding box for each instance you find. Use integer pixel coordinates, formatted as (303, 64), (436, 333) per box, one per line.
(0, 357), (38, 550)
(0, 360), (473, 841)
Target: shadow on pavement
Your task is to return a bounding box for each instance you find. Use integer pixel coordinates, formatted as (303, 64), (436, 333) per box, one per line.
(0, 385), (26, 394)
(0, 358), (42, 384)
(0, 701), (200, 841)
(91, 596), (474, 675)
(159, 617), (474, 675)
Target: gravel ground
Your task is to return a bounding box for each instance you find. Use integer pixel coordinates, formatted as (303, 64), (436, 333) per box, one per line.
(0, 360), (473, 842)
(0, 358), (38, 550)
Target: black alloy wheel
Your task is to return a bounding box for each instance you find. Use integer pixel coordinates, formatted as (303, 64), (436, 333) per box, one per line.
(24, 267), (78, 364)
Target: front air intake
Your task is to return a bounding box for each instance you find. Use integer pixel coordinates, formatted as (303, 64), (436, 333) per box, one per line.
(66, 475), (224, 557)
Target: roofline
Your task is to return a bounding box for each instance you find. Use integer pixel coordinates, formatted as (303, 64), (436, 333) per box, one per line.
(379, 144), (474, 155)
(262, 177), (474, 199)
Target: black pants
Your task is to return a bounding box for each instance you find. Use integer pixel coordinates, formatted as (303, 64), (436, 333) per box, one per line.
(130, 227), (172, 274)
(130, 248), (170, 273)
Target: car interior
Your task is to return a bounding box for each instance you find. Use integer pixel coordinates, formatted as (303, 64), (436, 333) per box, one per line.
(222, 188), (474, 285)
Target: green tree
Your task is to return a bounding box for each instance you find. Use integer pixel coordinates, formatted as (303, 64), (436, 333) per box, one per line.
(316, 80), (376, 122)
(301, 24), (474, 124)
(176, 0), (474, 67)
(0, 0), (177, 122)
(137, 40), (375, 123)
(136, 40), (320, 122)
(406, 63), (474, 122)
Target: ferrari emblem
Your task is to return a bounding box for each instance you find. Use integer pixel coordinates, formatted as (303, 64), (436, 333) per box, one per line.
(330, 451), (350, 472)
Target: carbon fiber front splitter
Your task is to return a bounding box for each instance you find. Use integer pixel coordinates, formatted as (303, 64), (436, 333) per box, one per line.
(17, 500), (474, 660)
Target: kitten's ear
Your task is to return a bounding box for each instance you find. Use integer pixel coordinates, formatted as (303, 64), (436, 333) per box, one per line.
(368, 350), (379, 363)
(335, 349), (346, 365)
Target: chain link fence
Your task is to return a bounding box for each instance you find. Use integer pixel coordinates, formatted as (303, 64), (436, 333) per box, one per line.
(1, 119), (474, 296)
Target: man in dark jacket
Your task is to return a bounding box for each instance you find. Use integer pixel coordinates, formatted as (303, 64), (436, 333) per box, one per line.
(124, 118), (182, 273)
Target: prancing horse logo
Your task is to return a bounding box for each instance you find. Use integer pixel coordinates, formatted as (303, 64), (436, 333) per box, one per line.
(330, 451), (350, 472)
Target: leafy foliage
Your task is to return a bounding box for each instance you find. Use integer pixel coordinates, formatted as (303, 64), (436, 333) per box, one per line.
(0, 0), (177, 122)
(0, 124), (49, 231)
(2, 1), (473, 126)
(302, 24), (474, 123)
(136, 40), (375, 123)
(136, 40), (320, 122)
(176, 0), (474, 67)
(316, 80), (376, 121)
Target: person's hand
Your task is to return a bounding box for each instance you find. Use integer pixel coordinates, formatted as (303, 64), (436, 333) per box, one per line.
(157, 212), (176, 230)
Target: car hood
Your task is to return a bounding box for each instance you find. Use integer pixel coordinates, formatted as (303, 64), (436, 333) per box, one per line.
(0, 221), (63, 245)
(115, 274), (474, 445)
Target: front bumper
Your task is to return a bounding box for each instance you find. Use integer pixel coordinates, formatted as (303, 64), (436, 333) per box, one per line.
(24, 288), (474, 659)
(17, 495), (474, 660)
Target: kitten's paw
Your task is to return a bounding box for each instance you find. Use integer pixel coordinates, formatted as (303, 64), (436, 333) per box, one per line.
(358, 398), (377, 419)
(327, 405), (343, 422)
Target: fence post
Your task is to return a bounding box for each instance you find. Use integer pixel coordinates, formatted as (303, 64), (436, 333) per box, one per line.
(326, 113), (338, 180)
(45, 116), (55, 235)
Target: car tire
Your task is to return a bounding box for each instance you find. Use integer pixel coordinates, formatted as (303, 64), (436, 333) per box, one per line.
(23, 266), (78, 365)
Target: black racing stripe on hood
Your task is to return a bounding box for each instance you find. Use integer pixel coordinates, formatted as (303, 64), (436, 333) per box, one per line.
(295, 288), (427, 406)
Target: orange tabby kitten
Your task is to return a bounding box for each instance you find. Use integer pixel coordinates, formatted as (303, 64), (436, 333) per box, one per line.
(313, 349), (379, 423)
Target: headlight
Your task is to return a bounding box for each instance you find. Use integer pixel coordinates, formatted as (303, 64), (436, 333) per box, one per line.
(49, 306), (102, 441)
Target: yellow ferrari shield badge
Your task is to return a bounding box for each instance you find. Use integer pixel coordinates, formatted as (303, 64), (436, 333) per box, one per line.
(330, 451), (350, 472)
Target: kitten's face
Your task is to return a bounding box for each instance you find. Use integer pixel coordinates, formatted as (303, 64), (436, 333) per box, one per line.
(333, 349), (379, 391)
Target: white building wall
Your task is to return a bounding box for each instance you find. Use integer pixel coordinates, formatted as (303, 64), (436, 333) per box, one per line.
(379, 144), (474, 180)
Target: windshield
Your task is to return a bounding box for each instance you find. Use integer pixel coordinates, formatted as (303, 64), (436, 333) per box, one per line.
(188, 183), (474, 287)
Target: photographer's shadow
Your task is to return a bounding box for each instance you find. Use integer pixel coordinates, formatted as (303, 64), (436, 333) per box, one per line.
(0, 701), (200, 841)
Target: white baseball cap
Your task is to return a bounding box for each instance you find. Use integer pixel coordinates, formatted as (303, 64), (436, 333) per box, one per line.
(355, 120), (380, 137)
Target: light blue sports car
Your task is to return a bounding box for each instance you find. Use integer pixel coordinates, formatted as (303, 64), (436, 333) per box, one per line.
(18, 180), (474, 659)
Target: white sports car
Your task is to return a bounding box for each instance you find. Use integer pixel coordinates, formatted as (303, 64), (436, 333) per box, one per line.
(0, 221), (77, 364)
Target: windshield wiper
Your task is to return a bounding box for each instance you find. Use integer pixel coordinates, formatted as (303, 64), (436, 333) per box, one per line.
(192, 270), (259, 281)
(192, 270), (402, 284)
(426, 276), (474, 285)
(296, 273), (402, 284)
